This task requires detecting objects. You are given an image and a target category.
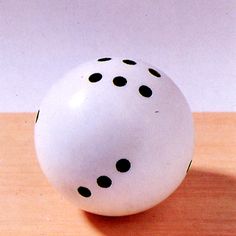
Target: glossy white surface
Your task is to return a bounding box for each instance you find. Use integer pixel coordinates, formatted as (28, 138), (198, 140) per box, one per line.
(34, 58), (194, 216)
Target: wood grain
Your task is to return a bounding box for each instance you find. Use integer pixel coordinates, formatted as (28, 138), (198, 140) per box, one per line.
(0, 113), (235, 236)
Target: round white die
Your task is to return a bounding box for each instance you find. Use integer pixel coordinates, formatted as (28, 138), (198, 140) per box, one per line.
(34, 57), (194, 216)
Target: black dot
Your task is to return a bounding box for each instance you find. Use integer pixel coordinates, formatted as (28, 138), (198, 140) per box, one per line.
(186, 160), (192, 173)
(113, 76), (127, 87)
(98, 57), (112, 62)
(123, 59), (136, 65)
(149, 68), (161, 77)
(139, 85), (152, 97)
(88, 73), (102, 83)
(77, 186), (91, 198)
(35, 110), (40, 123)
(116, 159), (131, 173)
(97, 176), (112, 188)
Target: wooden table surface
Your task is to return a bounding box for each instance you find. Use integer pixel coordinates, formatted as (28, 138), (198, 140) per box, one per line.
(0, 113), (235, 236)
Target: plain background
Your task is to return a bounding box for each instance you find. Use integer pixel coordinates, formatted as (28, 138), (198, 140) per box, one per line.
(0, 0), (235, 112)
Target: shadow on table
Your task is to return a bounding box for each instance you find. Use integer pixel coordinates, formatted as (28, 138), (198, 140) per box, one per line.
(83, 169), (236, 235)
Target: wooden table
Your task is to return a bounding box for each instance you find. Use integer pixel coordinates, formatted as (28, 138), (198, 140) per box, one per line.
(0, 113), (235, 236)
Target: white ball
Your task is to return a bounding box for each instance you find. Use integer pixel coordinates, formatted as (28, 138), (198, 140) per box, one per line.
(34, 57), (194, 216)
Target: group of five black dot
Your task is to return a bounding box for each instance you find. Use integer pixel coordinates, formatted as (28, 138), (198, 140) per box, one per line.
(77, 158), (131, 198)
(88, 58), (161, 98)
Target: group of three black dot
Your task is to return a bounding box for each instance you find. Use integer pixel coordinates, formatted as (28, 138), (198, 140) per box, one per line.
(77, 158), (131, 198)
